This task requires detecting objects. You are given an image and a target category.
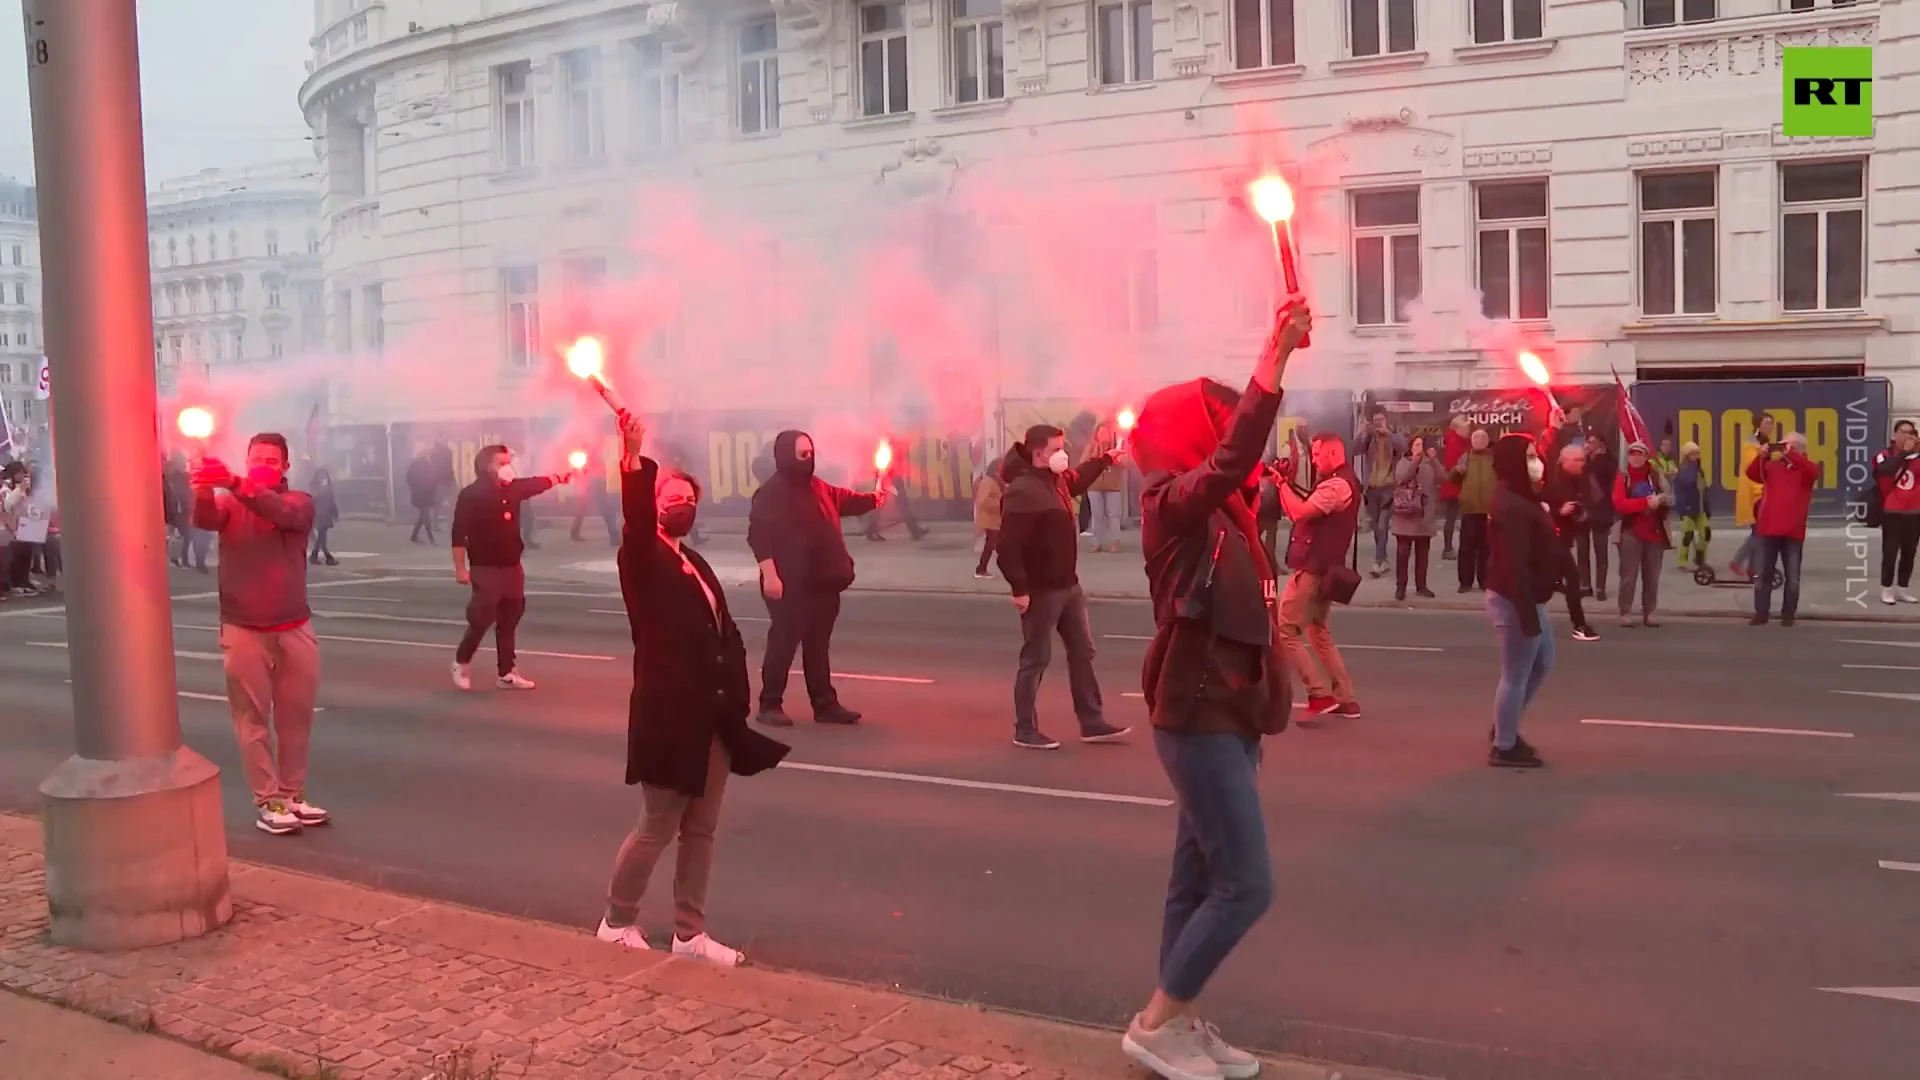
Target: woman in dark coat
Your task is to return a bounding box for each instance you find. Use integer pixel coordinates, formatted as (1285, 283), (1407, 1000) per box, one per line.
(595, 411), (789, 965)
(308, 466), (340, 566)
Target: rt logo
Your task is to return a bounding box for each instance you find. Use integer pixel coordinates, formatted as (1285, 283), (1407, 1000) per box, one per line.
(1782, 47), (1874, 138)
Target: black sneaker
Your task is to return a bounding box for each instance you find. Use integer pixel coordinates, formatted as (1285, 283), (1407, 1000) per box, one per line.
(1416, 587), (1435, 599)
(1079, 721), (1131, 744)
(1394, 587), (1406, 601)
(815, 704), (862, 725)
(1749, 614), (1769, 626)
(1489, 738), (1545, 769)
(1013, 729), (1062, 750)
(755, 707), (794, 728)
(1572, 626), (1600, 642)
(1458, 584), (1473, 594)
(1781, 615), (1796, 627)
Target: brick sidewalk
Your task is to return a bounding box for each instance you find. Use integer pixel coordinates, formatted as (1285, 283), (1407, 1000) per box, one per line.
(0, 814), (1411, 1080)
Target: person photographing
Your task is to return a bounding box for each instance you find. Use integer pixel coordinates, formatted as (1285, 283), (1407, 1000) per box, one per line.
(449, 446), (575, 691)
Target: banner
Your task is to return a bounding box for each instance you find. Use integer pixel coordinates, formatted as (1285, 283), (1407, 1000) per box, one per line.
(1629, 377), (1890, 521)
(313, 423), (391, 519)
(1358, 384), (1621, 450)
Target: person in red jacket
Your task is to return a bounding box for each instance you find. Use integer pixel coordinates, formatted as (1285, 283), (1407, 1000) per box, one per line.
(1439, 413), (1470, 560)
(1874, 419), (1920, 605)
(1611, 441), (1673, 628)
(1746, 432), (1821, 626)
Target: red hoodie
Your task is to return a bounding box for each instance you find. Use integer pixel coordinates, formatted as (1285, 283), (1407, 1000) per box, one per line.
(1440, 428), (1469, 500)
(1745, 448), (1820, 540)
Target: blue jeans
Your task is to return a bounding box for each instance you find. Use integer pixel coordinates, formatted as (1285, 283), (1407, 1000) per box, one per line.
(1367, 488), (1393, 564)
(1152, 729), (1274, 1002)
(1485, 593), (1554, 751)
(174, 526), (211, 569)
(1753, 536), (1803, 618)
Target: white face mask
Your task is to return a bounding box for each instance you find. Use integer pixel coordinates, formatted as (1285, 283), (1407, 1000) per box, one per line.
(1047, 449), (1070, 474)
(496, 464), (517, 483)
(1526, 458), (1545, 483)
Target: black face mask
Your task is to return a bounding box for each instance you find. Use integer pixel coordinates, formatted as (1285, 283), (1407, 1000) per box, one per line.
(660, 505), (697, 538)
(782, 457), (816, 482)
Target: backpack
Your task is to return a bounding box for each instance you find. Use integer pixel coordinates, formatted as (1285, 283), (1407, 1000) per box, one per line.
(1391, 471), (1426, 517)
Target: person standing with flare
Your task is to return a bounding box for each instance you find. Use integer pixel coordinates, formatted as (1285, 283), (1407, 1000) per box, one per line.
(449, 445), (576, 691)
(191, 432), (326, 835)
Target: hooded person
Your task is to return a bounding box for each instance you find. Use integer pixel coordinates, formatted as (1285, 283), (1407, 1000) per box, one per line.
(746, 429), (883, 727)
(1116, 298), (1311, 1080)
(1484, 432), (1558, 768)
(994, 423), (1130, 749)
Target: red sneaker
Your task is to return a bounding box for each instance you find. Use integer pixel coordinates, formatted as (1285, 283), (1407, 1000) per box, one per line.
(1331, 701), (1362, 719)
(1303, 695), (1338, 716)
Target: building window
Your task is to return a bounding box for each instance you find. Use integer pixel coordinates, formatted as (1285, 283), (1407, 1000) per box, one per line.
(495, 60), (539, 170)
(1351, 188), (1421, 326)
(562, 255), (607, 309)
(269, 335), (285, 360)
(628, 37), (680, 149)
(1475, 180), (1549, 321)
(267, 281), (283, 309)
(187, 235), (198, 264)
(334, 289), (353, 351)
(229, 330), (242, 359)
(0, 363), (9, 381)
(1096, 0), (1155, 84)
(501, 266), (540, 367)
(560, 48), (606, 161)
(1781, 160), (1865, 312)
(1472, 0), (1542, 43)
(951, 0), (1006, 104)
(266, 229), (280, 257)
(212, 334), (225, 363)
(364, 284), (384, 350)
(1230, 0), (1296, 70)
(9, 283), (18, 305)
(735, 17), (780, 134)
(228, 229), (239, 257)
(307, 228), (320, 254)
(169, 336), (183, 369)
(208, 231), (219, 260)
(1637, 170), (1716, 317)
(1639, 0), (1714, 27)
(859, 2), (911, 117)
(1103, 249), (1160, 333)
(1350, 0), (1416, 57)
(166, 238), (176, 266)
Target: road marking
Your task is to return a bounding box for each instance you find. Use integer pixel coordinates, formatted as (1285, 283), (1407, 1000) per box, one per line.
(1818, 987), (1920, 1005)
(311, 594), (408, 604)
(170, 574), (415, 603)
(1581, 718), (1854, 739)
(1121, 692), (1306, 709)
(27, 641), (222, 662)
(1102, 634), (1442, 652)
(781, 761), (1172, 807)
(1842, 664), (1920, 672)
(1831, 690), (1920, 703)
(1842, 793), (1920, 803)
(58, 679), (324, 711)
(1839, 639), (1920, 649)
(526, 590), (624, 599)
(793, 670), (933, 685)
(311, 609), (470, 627)
(1879, 861), (1920, 873)
(592, 608), (769, 623)
(167, 623), (616, 661)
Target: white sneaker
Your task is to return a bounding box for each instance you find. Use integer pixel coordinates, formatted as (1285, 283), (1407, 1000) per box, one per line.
(255, 801), (302, 836)
(1121, 1014), (1221, 1080)
(1899, 588), (1920, 604)
(451, 660), (472, 690)
(284, 797), (330, 826)
(497, 670), (536, 690)
(672, 932), (745, 967)
(595, 919), (651, 951)
(1883, 587), (1899, 606)
(1191, 1019), (1261, 1079)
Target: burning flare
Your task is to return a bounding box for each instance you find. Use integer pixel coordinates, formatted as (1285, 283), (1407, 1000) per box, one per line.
(564, 337), (606, 381)
(567, 450), (588, 470)
(1247, 176), (1296, 225)
(873, 438), (893, 475)
(175, 406), (215, 441)
(1517, 351), (1551, 387)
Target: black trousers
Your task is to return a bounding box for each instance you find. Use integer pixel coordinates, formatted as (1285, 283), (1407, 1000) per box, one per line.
(1394, 535), (1431, 591)
(410, 504), (437, 543)
(1560, 538), (1590, 629)
(760, 587), (842, 711)
(1456, 513), (1491, 589)
(455, 564), (527, 676)
(976, 529), (1000, 575)
(1882, 514), (1920, 588)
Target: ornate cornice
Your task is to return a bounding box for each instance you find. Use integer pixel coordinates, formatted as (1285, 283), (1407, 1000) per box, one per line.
(647, 1), (708, 69)
(770, 0), (834, 46)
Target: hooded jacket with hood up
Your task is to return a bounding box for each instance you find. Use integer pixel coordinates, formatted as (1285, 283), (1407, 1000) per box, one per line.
(746, 430), (879, 593)
(1132, 377), (1290, 738)
(1486, 434), (1560, 637)
(996, 442), (1112, 597)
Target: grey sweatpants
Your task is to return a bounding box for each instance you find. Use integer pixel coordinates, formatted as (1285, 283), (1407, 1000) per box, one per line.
(220, 622), (321, 805)
(1617, 534), (1664, 618)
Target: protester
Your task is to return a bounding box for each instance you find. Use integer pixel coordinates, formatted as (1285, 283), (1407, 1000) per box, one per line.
(594, 410), (789, 966)
(1120, 297), (1310, 1080)
(1083, 420), (1127, 554)
(1485, 433), (1556, 768)
(747, 430), (885, 727)
(0, 464), (25, 599)
(192, 433), (326, 835)
(1747, 432), (1820, 626)
(3, 466), (49, 596)
(1874, 419), (1920, 605)
(1355, 410), (1406, 579)
(995, 424), (1131, 750)
(406, 449), (440, 544)
(1731, 414), (1777, 577)
(569, 462), (620, 546)
(307, 465), (339, 567)
(864, 437), (928, 543)
(1612, 441), (1673, 628)
(1579, 439), (1617, 600)
(449, 445), (572, 691)
(1672, 442), (1712, 571)
(973, 462), (1004, 580)
(1449, 428), (1496, 592)
(1541, 444), (1600, 642)
(1439, 413), (1470, 560)
(1389, 435), (1440, 601)
(1273, 432), (1362, 720)
(1653, 436), (1678, 481)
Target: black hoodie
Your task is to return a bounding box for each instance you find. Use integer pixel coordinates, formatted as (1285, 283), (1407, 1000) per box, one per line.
(746, 430), (879, 593)
(1486, 433), (1560, 635)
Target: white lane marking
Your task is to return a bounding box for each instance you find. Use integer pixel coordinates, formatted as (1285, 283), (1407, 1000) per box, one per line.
(789, 668), (931, 685)
(1582, 718), (1854, 739)
(309, 594), (407, 604)
(781, 761), (1172, 807)
(1843, 664), (1920, 672)
(592, 608), (769, 624)
(0, 604), (64, 620)
(525, 590), (624, 599)
(170, 574), (415, 603)
(1879, 861), (1920, 873)
(167, 623), (615, 661)
(1121, 691), (1304, 709)
(1839, 639), (1920, 649)
(1842, 793), (1920, 803)
(311, 609), (470, 627)
(27, 641), (222, 662)
(1831, 690), (1920, 703)
(1818, 987), (1920, 1005)
(58, 679), (324, 711)
(1102, 634), (1442, 652)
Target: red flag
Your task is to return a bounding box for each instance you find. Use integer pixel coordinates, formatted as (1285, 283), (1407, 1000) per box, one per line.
(1611, 365), (1652, 447)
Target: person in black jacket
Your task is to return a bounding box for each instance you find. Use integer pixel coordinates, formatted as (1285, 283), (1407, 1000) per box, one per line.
(1485, 432), (1559, 769)
(449, 445), (573, 691)
(595, 409), (789, 966)
(307, 465), (340, 566)
(1115, 297), (1311, 1080)
(996, 424), (1130, 749)
(747, 430), (885, 727)
(1538, 443), (1599, 643)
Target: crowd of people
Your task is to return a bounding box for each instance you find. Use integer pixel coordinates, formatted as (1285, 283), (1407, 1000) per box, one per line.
(0, 458), (59, 600)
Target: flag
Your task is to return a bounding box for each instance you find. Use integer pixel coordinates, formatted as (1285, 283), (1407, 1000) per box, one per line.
(304, 400), (322, 458)
(1611, 365), (1652, 448)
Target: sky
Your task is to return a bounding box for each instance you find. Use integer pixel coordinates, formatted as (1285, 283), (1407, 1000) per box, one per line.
(0, 0), (315, 185)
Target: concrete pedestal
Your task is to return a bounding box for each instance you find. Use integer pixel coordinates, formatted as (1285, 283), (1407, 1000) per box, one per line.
(40, 747), (231, 950)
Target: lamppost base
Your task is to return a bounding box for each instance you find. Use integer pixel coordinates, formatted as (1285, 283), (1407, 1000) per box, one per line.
(39, 747), (232, 951)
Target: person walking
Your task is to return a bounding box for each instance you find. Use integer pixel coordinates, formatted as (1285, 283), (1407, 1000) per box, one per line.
(1083, 420), (1127, 554)
(1672, 442), (1712, 572)
(1355, 409), (1406, 579)
(595, 410), (790, 966)
(1612, 441), (1673, 628)
(1275, 432), (1363, 721)
(1449, 428), (1496, 592)
(1119, 296), (1311, 1080)
(406, 450), (440, 544)
(308, 465), (339, 567)
(748, 430), (884, 727)
(1874, 419), (1920, 605)
(973, 463), (1005, 579)
(1748, 432), (1820, 626)
(191, 433), (327, 834)
(995, 424), (1132, 750)
(1390, 435), (1440, 601)
(449, 445), (573, 691)
(1485, 433), (1558, 768)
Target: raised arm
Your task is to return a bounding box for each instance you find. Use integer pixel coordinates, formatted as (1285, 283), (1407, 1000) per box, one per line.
(830, 483), (881, 518)
(1065, 454), (1114, 498)
(230, 481), (315, 533)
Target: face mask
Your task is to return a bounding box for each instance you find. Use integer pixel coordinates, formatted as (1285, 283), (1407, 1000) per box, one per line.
(495, 464), (516, 483)
(1526, 458), (1545, 483)
(1047, 449), (1070, 474)
(248, 465), (283, 488)
(784, 457), (815, 481)
(659, 504), (697, 538)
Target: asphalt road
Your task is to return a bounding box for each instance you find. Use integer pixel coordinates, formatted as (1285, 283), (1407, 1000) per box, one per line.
(2, 569), (1918, 1080)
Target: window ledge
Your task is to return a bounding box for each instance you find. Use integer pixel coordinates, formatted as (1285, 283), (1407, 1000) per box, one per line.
(1452, 38), (1557, 64)
(731, 129), (781, 142)
(556, 156), (610, 171)
(1328, 51), (1430, 76)
(932, 99), (1012, 121)
(843, 111), (914, 133)
(1350, 323), (1413, 339)
(1621, 313), (1887, 337)
(488, 167), (541, 184)
(1213, 64), (1306, 89)
(1090, 80), (1156, 95)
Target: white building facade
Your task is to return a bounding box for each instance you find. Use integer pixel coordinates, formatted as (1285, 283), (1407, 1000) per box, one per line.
(299, 0), (1919, 428)
(148, 161), (328, 394)
(0, 178), (44, 452)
